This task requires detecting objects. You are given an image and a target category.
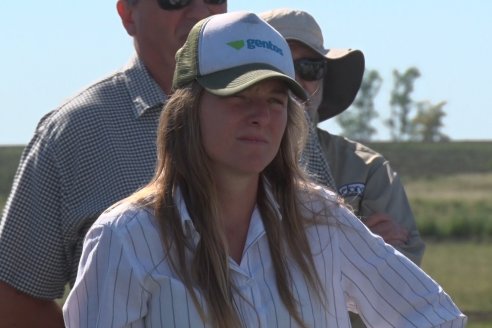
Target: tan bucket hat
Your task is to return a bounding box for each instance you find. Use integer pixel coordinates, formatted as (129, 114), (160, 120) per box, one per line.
(260, 8), (365, 121)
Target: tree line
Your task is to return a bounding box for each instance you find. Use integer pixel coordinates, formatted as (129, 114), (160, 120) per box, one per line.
(336, 67), (449, 142)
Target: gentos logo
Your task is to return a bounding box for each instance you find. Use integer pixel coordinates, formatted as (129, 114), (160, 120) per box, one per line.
(227, 39), (284, 56)
(338, 183), (365, 198)
(246, 39), (283, 55)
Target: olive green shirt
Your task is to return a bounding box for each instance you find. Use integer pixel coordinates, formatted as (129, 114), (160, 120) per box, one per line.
(317, 128), (425, 265)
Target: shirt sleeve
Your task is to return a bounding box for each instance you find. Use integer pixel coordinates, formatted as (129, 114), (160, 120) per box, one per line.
(359, 159), (426, 265)
(63, 222), (148, 328)
(335, 206), (467, 328)
(0, 126), (69, 298)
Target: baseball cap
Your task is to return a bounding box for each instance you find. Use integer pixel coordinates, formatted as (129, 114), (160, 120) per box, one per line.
(173, 11), (307, 101)
(260, 8), (365, 121)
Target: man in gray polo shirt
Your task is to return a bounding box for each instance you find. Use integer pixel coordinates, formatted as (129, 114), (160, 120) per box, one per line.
(0, 0), (226, 326)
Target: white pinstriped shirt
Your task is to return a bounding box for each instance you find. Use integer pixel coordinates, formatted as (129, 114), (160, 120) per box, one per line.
(63, 186), (466, 327)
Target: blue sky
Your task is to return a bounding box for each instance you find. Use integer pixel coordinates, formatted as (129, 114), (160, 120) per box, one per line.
(1, 0), (491, 145)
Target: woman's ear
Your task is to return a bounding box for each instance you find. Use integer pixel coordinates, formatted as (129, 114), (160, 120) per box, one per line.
(116, 0), (137, 36)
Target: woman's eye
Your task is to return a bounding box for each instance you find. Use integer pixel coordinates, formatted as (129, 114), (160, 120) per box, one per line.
(269, 97), (287, 107)
(223, 94), (247, 106)
(229, 94), (247, 102)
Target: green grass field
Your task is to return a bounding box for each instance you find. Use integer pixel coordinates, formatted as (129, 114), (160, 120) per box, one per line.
(405, 173), (492, 240)
(406, 172), (492, 326)
(422, 241), (492, 327)
(367, 141), (492, 178)
(0, 146), (23, 209)
(406, 173), (492, 326)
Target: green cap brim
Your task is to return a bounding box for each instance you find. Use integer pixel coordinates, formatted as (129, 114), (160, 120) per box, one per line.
(197, 64), (307, 101)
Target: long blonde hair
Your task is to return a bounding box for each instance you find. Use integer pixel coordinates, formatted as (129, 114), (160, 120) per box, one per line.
(129, 81), (327, 327)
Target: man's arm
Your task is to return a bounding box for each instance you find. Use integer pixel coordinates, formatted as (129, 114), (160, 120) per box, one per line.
(0, 281), (64, 328)
(360, 161), (425, 265)
(363, 212), (409, 247)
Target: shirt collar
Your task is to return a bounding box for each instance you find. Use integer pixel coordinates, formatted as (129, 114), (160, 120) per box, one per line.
(173, 178), (283, 247)
(173, 187), (199, 246)
(123, 54), (168, 118)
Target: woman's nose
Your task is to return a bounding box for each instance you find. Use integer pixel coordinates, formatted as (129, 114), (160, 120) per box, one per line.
(248, 100), (271, 125)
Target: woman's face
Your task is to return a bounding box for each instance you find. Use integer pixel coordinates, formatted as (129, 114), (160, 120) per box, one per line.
(199, 79), (289, 179)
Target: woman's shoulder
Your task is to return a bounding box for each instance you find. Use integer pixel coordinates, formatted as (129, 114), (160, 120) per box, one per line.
(298, 182), (340, 210)
(298, 182), (366, 229)
(91, 201), (157, 236)
(80, 201), (171, 283)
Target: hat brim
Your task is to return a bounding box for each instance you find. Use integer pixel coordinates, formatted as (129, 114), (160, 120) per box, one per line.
(320, 49), (365, 121)
(287, 39), (365, 121)
(197, 63), (307, 101)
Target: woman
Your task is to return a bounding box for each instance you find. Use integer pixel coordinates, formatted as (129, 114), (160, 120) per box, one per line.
(63, 12), (466, 327)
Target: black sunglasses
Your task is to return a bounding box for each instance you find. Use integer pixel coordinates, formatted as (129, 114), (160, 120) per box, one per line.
(157, 0), (226, 10)
(294, 58), (328, 81)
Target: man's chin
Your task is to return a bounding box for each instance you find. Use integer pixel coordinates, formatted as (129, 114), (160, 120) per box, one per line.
(178, 21), (200, 44)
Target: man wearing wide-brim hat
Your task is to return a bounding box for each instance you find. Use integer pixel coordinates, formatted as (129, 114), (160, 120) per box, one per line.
(261, 9), (426, 326)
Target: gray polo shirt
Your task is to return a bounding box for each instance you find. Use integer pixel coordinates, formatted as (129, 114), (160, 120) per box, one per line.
(0, 55), (166, 299)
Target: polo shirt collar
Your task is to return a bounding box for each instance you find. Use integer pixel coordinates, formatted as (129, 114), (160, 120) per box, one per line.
(124, 55), (167, 118)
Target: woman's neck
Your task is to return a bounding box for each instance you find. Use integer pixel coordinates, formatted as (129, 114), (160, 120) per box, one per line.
(215, 175), (259, 264)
